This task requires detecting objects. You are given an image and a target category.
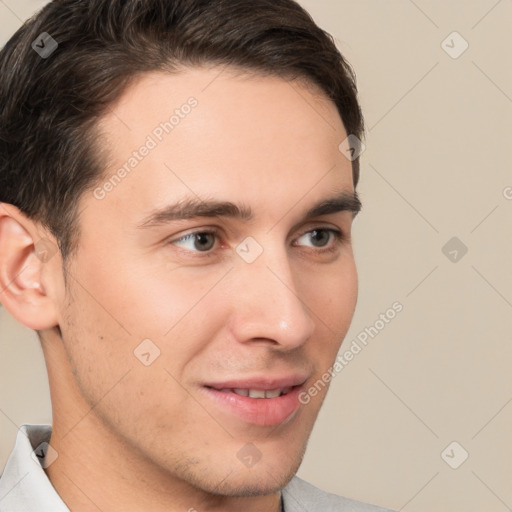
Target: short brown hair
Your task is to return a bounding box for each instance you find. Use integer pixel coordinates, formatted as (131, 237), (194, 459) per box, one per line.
(0, 0), (364, 262)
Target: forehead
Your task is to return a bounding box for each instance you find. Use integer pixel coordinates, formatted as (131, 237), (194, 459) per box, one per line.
(98, 66), (346, 160)
(86, 67), (352, 229)
(103, 66), (342, 132)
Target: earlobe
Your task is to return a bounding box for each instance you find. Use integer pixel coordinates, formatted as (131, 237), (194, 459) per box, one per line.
(0, 203), (60, 330)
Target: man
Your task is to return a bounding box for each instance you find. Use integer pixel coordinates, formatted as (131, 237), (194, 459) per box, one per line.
(0, 1), (394, 510)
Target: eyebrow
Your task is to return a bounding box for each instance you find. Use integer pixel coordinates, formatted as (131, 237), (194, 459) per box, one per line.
(136, 191), (362, 229)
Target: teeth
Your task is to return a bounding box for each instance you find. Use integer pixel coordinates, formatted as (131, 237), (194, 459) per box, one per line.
(230, 388), (290, 398)
(248, 389), (266, 399)
(217, 387), (294, 398)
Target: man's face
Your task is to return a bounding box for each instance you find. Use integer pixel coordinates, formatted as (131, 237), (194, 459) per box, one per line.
(53, 67), (358, 495)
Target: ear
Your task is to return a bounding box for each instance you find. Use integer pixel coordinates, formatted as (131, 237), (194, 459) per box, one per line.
(0, 202), (61, 330)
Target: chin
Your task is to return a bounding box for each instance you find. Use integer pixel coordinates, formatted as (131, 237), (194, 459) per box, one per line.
(202, 470), (296, 498)
(184, 445), (306, 498)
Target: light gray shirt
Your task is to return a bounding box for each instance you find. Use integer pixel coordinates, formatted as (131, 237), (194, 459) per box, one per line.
(0, 425), (393, 511)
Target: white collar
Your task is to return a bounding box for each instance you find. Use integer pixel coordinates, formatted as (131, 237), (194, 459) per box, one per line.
(0, 424), (69, 511)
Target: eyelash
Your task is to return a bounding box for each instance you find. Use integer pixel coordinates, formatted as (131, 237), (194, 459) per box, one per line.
(169, 227), (346, 257)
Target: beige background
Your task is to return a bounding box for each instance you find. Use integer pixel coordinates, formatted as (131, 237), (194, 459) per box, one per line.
(1, 1), (511, 511)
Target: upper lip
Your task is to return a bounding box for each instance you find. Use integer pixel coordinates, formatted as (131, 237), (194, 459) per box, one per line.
(204, 374), (309, 391)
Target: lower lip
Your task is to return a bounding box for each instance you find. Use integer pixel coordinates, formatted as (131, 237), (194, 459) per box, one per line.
(201, 386), (303, 427)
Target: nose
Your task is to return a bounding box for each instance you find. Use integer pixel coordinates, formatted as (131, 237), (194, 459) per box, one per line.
(226, 242), (316, 350)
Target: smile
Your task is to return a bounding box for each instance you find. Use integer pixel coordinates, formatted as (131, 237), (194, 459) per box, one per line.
(201, 384), (305, 427)
(218, 387), (293, 398)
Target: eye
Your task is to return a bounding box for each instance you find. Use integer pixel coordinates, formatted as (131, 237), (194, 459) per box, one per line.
(295, 228), (343, 250)
(168, 227), (345, 257)
(171, 230), (218, 252)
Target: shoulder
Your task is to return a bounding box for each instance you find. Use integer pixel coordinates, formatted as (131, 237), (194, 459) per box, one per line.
(282, 476), (396, 512)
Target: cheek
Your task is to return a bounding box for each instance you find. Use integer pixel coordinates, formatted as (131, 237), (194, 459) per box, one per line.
(58, 298), (124, 409)
(79, 249), (230, 341)
(59, 287), (201, 438)
(304, 255), (357, 329)
(302, 256), (358, 369)
(335, 260), (358, 326)
(59, 259), (230, 403)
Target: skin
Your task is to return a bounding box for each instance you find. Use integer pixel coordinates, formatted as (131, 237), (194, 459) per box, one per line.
(0, 66), (358, 512)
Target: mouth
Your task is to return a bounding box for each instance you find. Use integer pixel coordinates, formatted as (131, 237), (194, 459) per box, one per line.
(209, 386), (294, 399)
(201, 376), (308, 427)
